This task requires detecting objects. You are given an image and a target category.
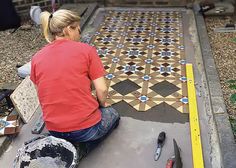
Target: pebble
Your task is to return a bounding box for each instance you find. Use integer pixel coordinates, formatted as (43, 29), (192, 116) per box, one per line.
(205, 16), (236, 118)
(0, 23), (46, 86)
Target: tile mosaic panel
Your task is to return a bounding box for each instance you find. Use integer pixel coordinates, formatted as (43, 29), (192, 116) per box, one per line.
(90, 10), (188, 113)
(10, 76), (39, 123)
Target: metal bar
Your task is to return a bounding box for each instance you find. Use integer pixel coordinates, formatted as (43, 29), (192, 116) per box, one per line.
(186, 64), (204, 168)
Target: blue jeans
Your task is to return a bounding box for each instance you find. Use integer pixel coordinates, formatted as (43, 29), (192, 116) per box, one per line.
(49, 106), (120, 158)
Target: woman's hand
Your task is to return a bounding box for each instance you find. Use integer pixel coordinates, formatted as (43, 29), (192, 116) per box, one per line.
(93, 77), (108, 107)
(101, 102), (111, 107)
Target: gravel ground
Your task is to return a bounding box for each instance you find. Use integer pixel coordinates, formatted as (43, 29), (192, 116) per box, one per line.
(205, 16), (236, 119)
(0, 23), (46, 86)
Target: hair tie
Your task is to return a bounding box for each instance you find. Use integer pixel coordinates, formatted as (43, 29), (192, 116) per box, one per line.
(48, 13), (53, 33)
(49, 13), (53, 19)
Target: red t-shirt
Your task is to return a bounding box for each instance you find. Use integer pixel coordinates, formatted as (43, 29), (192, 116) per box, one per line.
(30, 39), (105, 132)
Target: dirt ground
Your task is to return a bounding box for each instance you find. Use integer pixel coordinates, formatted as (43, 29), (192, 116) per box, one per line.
(205, 16), (236, 136)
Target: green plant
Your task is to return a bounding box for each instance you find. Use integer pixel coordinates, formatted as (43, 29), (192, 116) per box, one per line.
(227, 79), (236, 84)
(229, 85), (236, 90)
(229, 117), (236, 138)
(227, 80), (236, 90)
(232, 38), (236, 43)
(230, 94), (236, 104)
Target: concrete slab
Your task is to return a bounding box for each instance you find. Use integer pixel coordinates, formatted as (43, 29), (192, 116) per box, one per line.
(215, 113), (236, 168)
(208, 81), (224, 97)
(79, 117), (192, 168)
(211, 97), (227, 114)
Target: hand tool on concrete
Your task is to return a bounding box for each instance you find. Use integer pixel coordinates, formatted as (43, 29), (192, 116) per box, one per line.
(166, 156), (175, 168)
(165, 139), (182, 168)
(154, 131), (166, 161)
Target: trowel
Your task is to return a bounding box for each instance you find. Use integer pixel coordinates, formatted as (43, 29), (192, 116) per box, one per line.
(166, 139), (182, 168)
(154, 131), (166, 161)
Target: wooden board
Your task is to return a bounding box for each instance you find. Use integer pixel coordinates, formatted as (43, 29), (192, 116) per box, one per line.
(10, 76), (39, 123)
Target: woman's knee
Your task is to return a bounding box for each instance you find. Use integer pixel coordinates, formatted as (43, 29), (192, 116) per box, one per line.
(100, 106), (119, 118)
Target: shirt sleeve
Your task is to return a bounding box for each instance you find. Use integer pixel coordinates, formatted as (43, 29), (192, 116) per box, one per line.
(30, 60), (36, 84)
(88, 47), (105, 80)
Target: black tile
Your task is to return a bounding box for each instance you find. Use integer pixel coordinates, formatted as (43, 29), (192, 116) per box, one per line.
(111, 79), (141, 95)
(150, 80), (180, 97)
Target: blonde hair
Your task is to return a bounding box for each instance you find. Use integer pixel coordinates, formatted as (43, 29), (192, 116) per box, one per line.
(40, 9), (80, 42)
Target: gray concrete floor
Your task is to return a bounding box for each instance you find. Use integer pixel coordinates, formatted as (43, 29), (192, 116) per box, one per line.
(79, 7), (213, 168)
(0, 7), (217, 168)
(80, 8), (213, 168)
(0, 109), (192, 168)
(79, 118), (192, 168)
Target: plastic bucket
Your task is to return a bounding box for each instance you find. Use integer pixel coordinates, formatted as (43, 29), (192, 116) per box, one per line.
(13, 135), (78, 168)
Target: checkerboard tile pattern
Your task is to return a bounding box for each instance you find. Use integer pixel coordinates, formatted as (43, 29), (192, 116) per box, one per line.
(90, 10), (188, 113)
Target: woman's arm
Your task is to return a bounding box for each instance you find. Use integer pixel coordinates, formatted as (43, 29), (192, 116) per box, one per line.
(92, 76), (109, 107)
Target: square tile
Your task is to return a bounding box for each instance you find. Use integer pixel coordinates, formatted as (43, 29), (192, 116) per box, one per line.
(111, 79), (141, 95)
(0, 115), (20, 136)
(150, 80), (180, 97)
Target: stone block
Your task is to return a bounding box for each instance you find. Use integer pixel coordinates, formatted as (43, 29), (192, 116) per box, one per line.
(208, 81), (223, 97)
(211, 96), (227, 114)
(215, 113), (234, 145)
(214, 113), (236, 168)
(207, 74), (220, 83)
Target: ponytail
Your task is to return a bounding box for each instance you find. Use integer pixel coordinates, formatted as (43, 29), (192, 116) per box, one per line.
(40, 9), (80, 43)
(40, 11), (54, 43)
